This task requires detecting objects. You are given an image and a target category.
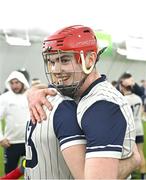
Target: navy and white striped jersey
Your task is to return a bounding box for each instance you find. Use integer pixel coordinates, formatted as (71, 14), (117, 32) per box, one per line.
(25, 93), (86, 180)
(77, 75), (136, 159)
(125, 93), (144, 138)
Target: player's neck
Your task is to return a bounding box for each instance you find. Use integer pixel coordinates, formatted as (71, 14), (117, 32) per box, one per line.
(78, 71), (101, 96)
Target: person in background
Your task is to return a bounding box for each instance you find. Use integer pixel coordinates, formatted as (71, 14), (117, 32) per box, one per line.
(119, 73), (146, 179)
(31, 78), (41, 87)
(26, 25), (140, 179)
(140, 79), (146, 94)
(17, 68), (30, 84)
(141, 80), (146, 114)
(117, 72), (144, 98)
(111, 80), (118, 87)
(0, 71), (30, 174)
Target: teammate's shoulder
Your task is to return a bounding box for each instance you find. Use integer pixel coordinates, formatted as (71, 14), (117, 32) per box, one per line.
(47, 92), (74, 105)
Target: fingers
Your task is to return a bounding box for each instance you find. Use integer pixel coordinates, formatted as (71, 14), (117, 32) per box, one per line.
(29, 100), (50, 123)
(50, 89), (57, 95)
(35, 103), (47, 121)
(41, 89), (56, 111)
(33, 83), (48, 89)
(0, 139), (11, 148)
(44, 88), (57, 96)
(41, 97), (53, 111)
(29, 107), (40, 124)
(6, 142), (11, 147)
(27, 87), (57, 124)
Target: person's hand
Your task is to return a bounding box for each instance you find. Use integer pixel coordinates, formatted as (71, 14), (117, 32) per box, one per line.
(0, 139), (11, 148)
(132, 143), (141, 169)
(26, 84), (57, 123)
(117, 143), (141, 179)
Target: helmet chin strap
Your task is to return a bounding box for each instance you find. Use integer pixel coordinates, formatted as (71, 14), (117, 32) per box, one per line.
(80, 50), (95, 74)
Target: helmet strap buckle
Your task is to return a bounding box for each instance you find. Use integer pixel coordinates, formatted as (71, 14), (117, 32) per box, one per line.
(80, 50), (95, 74)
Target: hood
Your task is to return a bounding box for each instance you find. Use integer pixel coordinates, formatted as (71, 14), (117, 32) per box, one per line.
(5, 71), (30, 91)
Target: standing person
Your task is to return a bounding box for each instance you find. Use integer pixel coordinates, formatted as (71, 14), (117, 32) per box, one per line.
(140, 80), (146, 97)
(119, 73), (146, 179)
(26, 25), (139, 179)
(141, 80), (146, 114)
(0, 71), (30, 174)
(117, 72), (144, 98)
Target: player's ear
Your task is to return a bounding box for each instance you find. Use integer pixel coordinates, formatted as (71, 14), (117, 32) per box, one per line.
(85, 52), (96, 69)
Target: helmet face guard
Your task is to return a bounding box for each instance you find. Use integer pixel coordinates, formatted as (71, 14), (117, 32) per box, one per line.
(43, 50), (86, 98)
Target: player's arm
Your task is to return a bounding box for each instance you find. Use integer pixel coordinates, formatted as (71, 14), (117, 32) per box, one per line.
(79, 101), (130, 179)
(26, 84), (57, 123)
(62, 144), (141, 179)
(54, 100), (86, 179)
(85, 157), (119, 179)
(62, 144), (86, 179)
(118, 143), (141, 179)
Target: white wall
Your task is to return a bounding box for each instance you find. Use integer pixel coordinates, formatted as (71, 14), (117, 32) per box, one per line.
(0, 39), (47, 92)
(98, 52), (146, 83)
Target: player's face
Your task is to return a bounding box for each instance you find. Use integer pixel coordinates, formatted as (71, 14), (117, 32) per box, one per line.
(10, 79), (24, 94)
(46, 52), (84, 87)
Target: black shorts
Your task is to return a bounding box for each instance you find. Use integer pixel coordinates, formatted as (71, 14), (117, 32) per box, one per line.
(136, 135), (144, 143)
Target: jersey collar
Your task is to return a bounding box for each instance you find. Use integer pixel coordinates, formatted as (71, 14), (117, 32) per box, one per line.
(80, 74), (107, 99)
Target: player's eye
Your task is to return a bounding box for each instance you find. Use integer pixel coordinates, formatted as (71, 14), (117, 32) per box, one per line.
(60, 56), (72, 64)
(48, 59), (55, 65)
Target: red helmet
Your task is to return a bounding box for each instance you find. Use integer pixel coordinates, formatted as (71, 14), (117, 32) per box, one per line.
(43, 25), (99, 98)
(43, 25), (98, 55)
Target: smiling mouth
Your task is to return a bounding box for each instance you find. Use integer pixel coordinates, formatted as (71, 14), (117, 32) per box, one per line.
(55, 74), (70, 81)
(57, 76), (69, 84)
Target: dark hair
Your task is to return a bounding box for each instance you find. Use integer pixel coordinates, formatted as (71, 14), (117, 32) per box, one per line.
(111, 80), (117, 87)
(116, 72), (132, 91)
(119, 73), (132, 80)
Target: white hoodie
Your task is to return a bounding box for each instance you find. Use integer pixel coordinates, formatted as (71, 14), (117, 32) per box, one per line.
(0, 71), (30, 144)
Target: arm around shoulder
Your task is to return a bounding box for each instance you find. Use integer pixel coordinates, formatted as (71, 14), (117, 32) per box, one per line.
(118, 144), (141, 179)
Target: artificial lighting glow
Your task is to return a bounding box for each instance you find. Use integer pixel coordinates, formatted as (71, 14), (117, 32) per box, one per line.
(126, 35), (146, 61)
(117, 48), (127, 56)
(0, 0), (146, 36)
(5, 36), (31, 46)
(4, 30), (31, 46)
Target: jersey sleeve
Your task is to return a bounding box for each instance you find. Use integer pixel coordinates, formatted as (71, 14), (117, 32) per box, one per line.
(80, 100), (127, 159)
(54, 100), (86, 151)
